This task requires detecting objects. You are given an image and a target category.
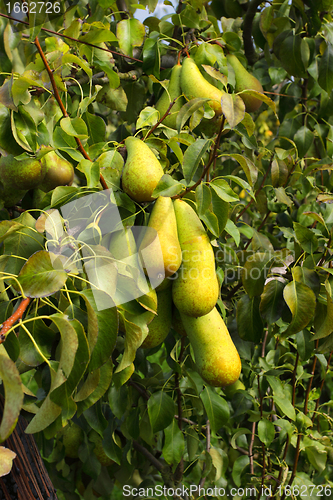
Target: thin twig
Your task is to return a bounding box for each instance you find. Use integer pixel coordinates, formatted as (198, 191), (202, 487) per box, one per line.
(145, 100), (177, 139)
(133, 440), (164, 472)
(34, 37), (108, 190)
(312, 350), (333, 422)
(173, 337), (185, 483)
(304, 340), (319, 416)
(249, 421), (256, 474)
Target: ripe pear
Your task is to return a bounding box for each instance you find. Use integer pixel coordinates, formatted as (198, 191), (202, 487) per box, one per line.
(172, 199), (219, 317)
(0, 155), (44, 191)
(139, 196), (182, 278)
(122, 137), (164, 202)
(226, 53), (263, 113)
(181, 307), (241, 386)
(155, 64), (184, 129)
(39, 151), (74, 192)
(141, 286), (172, 348)
(180, 57), (225, 116)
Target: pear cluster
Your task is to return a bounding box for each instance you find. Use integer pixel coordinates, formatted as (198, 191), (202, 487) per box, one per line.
(133, 193), (241, 387)
(0, 151), (74, 207)
(154, 53), (264, 126)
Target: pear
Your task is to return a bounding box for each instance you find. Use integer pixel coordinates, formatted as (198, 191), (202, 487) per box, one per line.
(122, 137), (164, 203)
(155, 64), (184, 129)
(226, 53), (263, 113)
(181, 307), (241, 387)
(172, 199), (219, 317)
(0, 182), (27, 207)
(89, 430), (114, 467)
(0, 155), (44, 191)
(180, 57), (225, 116)
(139, 197), (182, 279)
(141, 286), (172, 348)
(39, 151), (74, 192)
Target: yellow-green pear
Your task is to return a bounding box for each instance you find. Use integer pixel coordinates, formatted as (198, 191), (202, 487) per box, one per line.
(180, 57), (225, 116)
(139, 197), (182, 278)
(0, 155), (44, 191)
(172, 199), (219, 317)
(155, 64), (184, 129)
(122, 137), (164, 202)
(39, 151), (74, 192)
(61, 422), (84, 459)
(141, 286), (172, 348)
(226, 53), (263, 112)
(181, 307), (241, 386)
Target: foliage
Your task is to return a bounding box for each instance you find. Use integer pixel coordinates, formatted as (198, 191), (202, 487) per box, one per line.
(0, 0), (333, 499)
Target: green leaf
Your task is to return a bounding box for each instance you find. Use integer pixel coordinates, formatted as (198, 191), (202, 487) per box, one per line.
(136, 106), (159, 130)
(60, 117), (88, 140)
(116, 19), (146, 57)
(98, 149), (124, 190)
(77, 361), (113, 415)
(196, 183), (212, 215)
(260, 280), (286, 324)
(232, 455), (250, 487)
(318, 43), (333, 94)
(0, 350), (24, 441)
(305, 446), (327, 472)
(221, 93), (245, 129)
(266, 376), (296, 420)
(62, 53), (92, 79)
(202, 65), (227, 86)
(152, 174), (184, 197)
(292, 267), (320, 296)
(242, 252), (273, 298)
(0, 447), (16, 477)
(183, 139), (211, 184)
(222, 154), (258, 186)
(79, 28), (118, 44)
(293, 222), (318, 254)
(200, 386), (230, 435)
(16, 251), (67, 298)
(210, 178), (239, 202)
(313, 292), (333, 339)
(80, 289), (118, 372)
(271, 159), (288, 187)
(283, 281), (316, 336)
(176, 98), (210, 133)
(148, 392), (176, 433)
(258, 418), (275, 446)
(237, 294), (264, 342)
(225, 219), (240, 246)
(162, 420), (185, 465)
(293, 126), (314, 158)
(274, 187), (293, 207)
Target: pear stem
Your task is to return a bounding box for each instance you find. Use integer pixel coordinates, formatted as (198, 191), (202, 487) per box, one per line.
(144, 99), (177, 139)
(34, 38), (109, 191)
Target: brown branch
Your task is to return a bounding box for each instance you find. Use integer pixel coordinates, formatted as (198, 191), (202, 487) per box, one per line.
(132, 440), (164, 472)
(145, 99), (177, 139)
(173, 116), (226, 199)
(0, 13), (144, 64)
(34, 38), (108, 191)
(243, 0), (263, 65)
(0, 297), (31, 343)
(128, 380), (150, 401)
(249, 421), (256, 474)
(173, 337), (185, 483)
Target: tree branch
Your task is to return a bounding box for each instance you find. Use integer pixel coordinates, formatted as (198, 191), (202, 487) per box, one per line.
(34, 38), (108, 191)
(243, 0), (263, 65)
(0, 298), (31, 343)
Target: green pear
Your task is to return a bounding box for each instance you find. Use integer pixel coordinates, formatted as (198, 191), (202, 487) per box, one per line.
(139, 197), (182, 278)
(172, 199), (219, 317)
(61, 422), (84, 459)
(0, 182), (27, 207)
(180, 307), (241, 386)
(122, 137), (164, 202)
(89, 430), (114, 467)
(0, 155), (44, 191)
(155, 64), (184, 129)
(226, 53), (263, 112)
(39, 151), (74, 192)
(141, 286), (172, 348)
(180, 57), (225, 116)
